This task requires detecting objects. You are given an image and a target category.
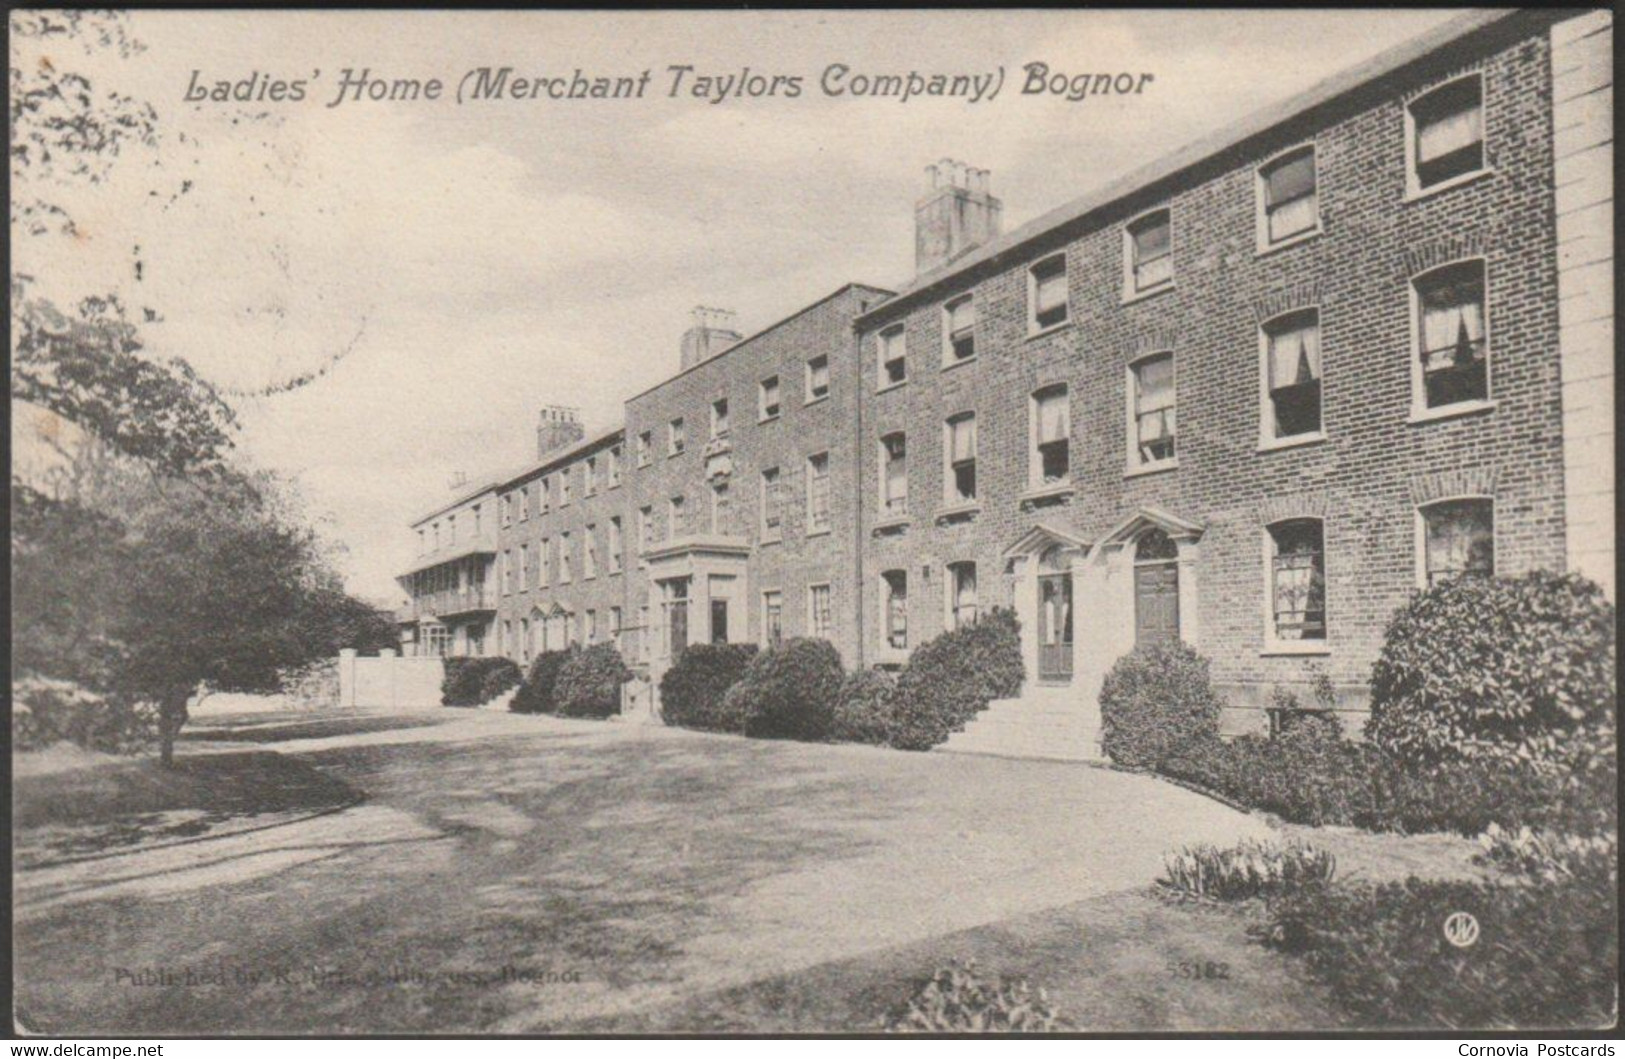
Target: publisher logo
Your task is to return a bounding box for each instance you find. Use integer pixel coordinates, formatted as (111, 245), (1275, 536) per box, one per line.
(1443, 911), (1480, 949)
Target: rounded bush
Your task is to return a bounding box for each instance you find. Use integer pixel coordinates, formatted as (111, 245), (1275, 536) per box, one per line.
(829, 667), (898, 746)
(1099, 641), (1222, 769)
(553, 642), (633, 719)
(510, 649), (572, 714)
(889, 608), (1024, 751)
(734, 638), (846, 741)
(659, 643), (758, 732)
(1366, 572), (1616, 770)
(442, 657), (523, 707)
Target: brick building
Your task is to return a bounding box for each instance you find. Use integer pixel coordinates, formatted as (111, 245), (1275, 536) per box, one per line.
(397, 8), (1613, 748)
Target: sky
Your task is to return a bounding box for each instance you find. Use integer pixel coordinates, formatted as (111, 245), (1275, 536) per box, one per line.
(12, 8), (1466, 603)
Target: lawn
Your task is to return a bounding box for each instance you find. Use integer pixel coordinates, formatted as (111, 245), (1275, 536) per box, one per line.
(12, 710), (1486, 1034)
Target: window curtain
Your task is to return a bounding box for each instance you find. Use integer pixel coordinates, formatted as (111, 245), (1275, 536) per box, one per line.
(1421, 274), (1485, 363)
(1264, 152), (1315, 207)
(1269, 317), (1322, 389)
(949, 416), (977, 463)
(947, 297), (975, 336)
(1035, 266), (1067, 314)
(1037, 391), (1070, 443)
(1417, 101), (1482, 164)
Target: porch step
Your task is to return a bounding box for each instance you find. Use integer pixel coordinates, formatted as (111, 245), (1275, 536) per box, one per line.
(936, 691), (1105, 763)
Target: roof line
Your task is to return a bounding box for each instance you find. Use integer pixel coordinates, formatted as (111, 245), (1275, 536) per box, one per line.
(498, 424), (626, 489)
(855, 7), (1542, 327)
(624, 281), (893, 405)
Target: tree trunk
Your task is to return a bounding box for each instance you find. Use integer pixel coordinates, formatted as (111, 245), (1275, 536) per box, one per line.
(158, 692), (190, 769)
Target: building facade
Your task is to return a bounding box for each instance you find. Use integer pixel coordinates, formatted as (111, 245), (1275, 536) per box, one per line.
(396, 8), (1613, 740)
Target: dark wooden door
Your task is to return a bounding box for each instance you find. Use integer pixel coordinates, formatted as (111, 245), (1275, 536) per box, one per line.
(1134, 562), (1180, 646)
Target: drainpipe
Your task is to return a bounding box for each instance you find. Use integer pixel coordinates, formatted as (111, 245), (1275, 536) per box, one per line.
(851, 309), (866, 670)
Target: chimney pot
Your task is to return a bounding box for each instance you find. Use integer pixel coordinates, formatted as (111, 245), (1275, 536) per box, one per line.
(914, 159), (1002, 275)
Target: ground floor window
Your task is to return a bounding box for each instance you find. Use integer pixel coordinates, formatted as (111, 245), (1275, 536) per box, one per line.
(948, 561), (978, 629)
(1268, 519), (1326, 641)
(423, 624), (450, 658)
(762, 590), (783, 645)
(1422, 498), (1494, 585)
(882, 570), (908, 650)
(808, 584), (832, 638)
(662, 578), (691, 657)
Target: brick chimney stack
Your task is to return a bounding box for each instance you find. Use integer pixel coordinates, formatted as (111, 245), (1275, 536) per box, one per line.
(679, 306), (743, 371)
(537, 405), (584, 458)
(915, 159), (1001, 275)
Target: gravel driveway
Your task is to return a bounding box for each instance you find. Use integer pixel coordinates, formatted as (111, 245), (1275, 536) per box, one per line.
(14, 709), (1269, 1034)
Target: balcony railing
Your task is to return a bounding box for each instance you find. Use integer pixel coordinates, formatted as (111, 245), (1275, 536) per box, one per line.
(409, 588), (495, 619)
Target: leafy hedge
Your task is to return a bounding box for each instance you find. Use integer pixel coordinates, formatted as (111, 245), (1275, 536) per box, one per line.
(1263, 858), (1617, 1028)
(659, 643), (758, 732)
(442, 657), (522, 707)
(1099, 641), (1223, 769)
(13, 675), (157, 754)
(1367, 571), (1615, 770)
(552, 642), (633, 719)
(728, 638), (845, 741)
(510, 649), (571, 715)
(830, 667), (898, 746)
(1158, 731), (1617, 837)
(888, 608), (1024, 751)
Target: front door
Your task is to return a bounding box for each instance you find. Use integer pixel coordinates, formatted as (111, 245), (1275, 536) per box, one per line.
(1037, 572), (1074, 682)
(1134, 562), (1180, 645)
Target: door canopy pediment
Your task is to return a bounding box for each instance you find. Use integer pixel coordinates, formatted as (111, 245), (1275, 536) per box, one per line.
(1001, 522), (1092, 562)
(1096, 506), (1205, 551)
(534, 601), (569, 619)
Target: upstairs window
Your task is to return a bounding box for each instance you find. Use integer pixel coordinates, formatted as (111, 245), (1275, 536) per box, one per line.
(1130, 353), (1177, 468)
(608, 517), (623, 573)
(1126, 210), (1173, 294)
(1409, 75), (1485, 192)
(1029, 255), (1069, 331)
(668, 495), (685, 538)
(637, 431), (652, 467)
(759, 376), (781, 420)
(806, 356), (830, 402)
(1259, 147), (1319, 246)
(584, 525), (598, 579)
(711, 397), (730, 439)
(944, 412), (977, 504)
(806, 452), (831, 534)
(518, 489), (529, 521)
(1422, 498), (1494, 585)
(584, 457), (597, 496)
(878, 325), (907, 387)
(1263, 309), (1323, 441)
(760, 467), (782, 540)
(1031, 385), (1070, 486)
(669, 418), (686, 456)
(880, 432), (908, 516)
(639, 506), (653, 551)
(762, 590), (784, 646)
(607, 445), (621, 487)
(539, 538), (550, 587)
(1414, 260), (1488, 411)
(540, 477), (551, 513)
(561, 468), (573, 506)
(1268, 519), (1326, 643)
(944, 294), (976, 363)
(518, 543), (530, 588)
(559, 532), (573, 583)
(710, 479), (731, 535)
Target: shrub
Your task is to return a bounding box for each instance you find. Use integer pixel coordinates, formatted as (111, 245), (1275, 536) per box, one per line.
(1158, 838), (1336, 902)
(552, 642), (633, 719)
(888, 608), (1024, 751)
(883, 959), (1068, 1033)
(510, 649), (571, 715)
(659, 643), (758, 732)
(1262, 858), (1618, 1028)
(1099, 641), (1223, 770)
(1475, 824), (1618, 884)
(830, 667), (898, 746)
(730, 637), (845, 741)
(1366, 571), (1616, 771)
(442, 657), (523, 708)
(12, 676), (157, 754)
